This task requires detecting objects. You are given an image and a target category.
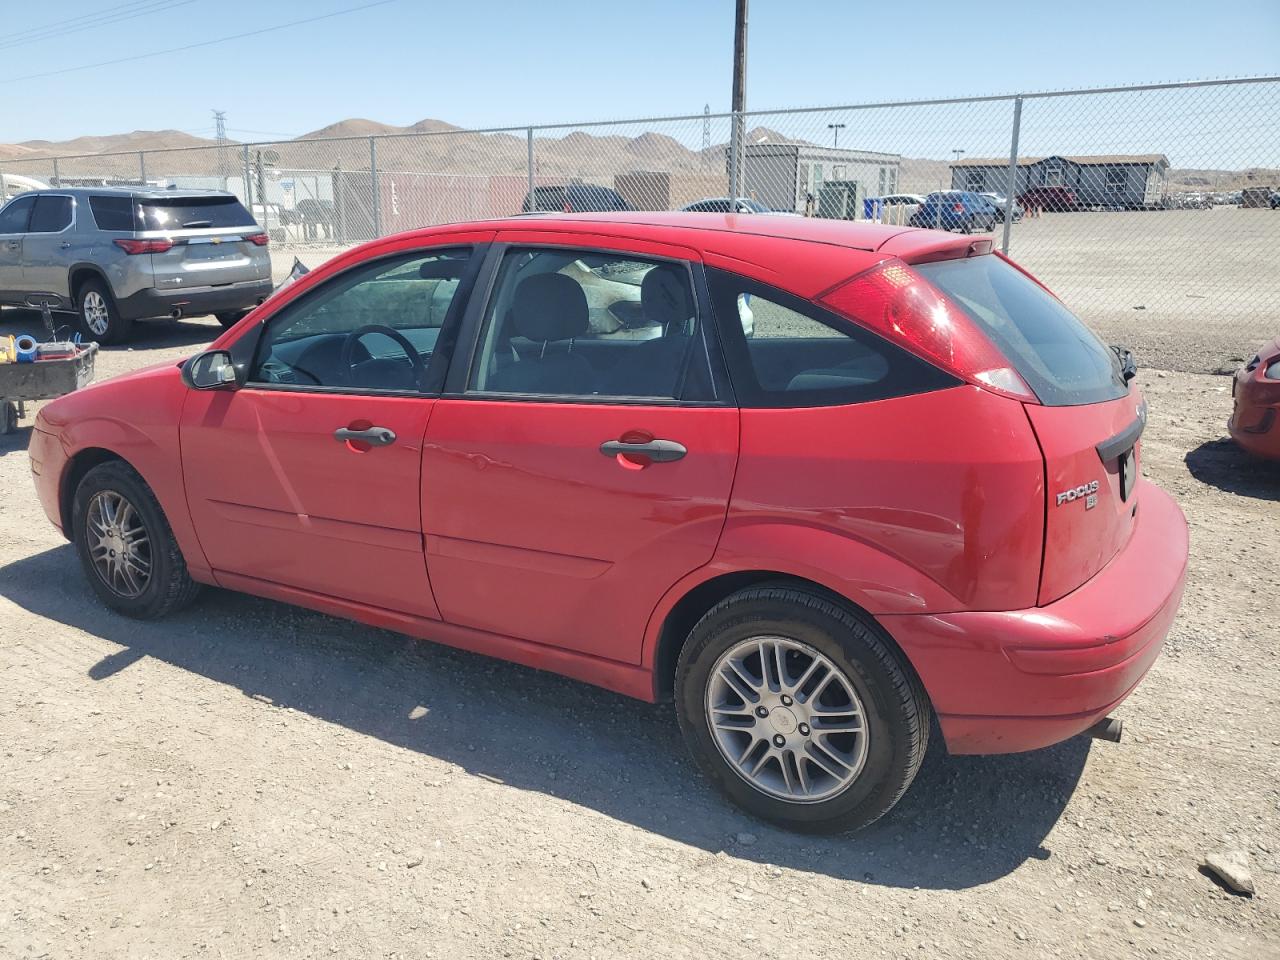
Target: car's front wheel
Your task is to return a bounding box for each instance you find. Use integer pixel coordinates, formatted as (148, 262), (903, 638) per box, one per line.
(76, 278), (131, 344)
(72, 460), (201, 619)
(675, 586), (930, 833)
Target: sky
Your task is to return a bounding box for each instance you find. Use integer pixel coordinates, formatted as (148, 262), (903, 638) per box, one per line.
(1, 0), (1277, 146)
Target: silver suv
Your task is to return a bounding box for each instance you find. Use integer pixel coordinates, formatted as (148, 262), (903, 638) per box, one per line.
(0, 187), (273, 343)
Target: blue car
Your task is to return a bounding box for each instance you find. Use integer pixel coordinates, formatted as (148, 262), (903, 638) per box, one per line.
(909, 191), (998, 233)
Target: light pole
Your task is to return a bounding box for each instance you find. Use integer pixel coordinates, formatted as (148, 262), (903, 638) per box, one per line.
(828, 123), (846, 149)
(728, 0), (748, 204)
(952, 148), (965, 163)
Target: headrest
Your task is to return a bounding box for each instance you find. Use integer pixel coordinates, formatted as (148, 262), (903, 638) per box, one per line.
(512, 273), (589, 341)
(641, 265), (693, 329)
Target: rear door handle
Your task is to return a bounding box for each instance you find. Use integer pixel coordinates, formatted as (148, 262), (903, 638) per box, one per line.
(60, 241), (72, 249)
(334, 425), (396, 446)
(599, 438), (686, 462)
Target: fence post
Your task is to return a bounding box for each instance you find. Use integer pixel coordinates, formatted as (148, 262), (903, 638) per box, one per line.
(728, 110), (744, 204)
(369, 137), (380, 238)
(138, 151), (146, 185)
(335, 162), (346, 244)
(1001, 96), (1023, 255)
(52, 158), (60, 187)
(242, 144), (252, 210)
(526, 128), (535, 212)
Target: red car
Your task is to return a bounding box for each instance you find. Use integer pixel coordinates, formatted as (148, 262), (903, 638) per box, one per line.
(28, 213), (1187, 832)
(1018, 186), (1080, 212)
(1229, 336), (1280, 459)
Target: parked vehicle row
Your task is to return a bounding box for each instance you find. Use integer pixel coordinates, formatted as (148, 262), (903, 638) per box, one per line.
(0, 187), (272, 343)
(29, 211), (1188, 832)
(908, 191), (998, 233)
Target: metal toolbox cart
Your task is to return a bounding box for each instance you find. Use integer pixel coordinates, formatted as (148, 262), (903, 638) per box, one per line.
(0, 342), (98, 434)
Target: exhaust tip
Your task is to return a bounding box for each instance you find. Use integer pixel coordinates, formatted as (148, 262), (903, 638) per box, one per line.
(169, 307), (183, 320)
(1087, 717), (1123, 743)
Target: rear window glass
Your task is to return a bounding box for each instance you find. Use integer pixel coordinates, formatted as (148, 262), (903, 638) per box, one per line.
(137, 196), (255, 230)
(916, 255), (1127, 406)
(89, 195), (136, 231)
(30, 195), (73, 232)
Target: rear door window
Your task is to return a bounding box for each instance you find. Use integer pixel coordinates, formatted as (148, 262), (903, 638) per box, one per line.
(706, 268), (959, 408)
(468, 247), (715, 401)
(30, 195), (73, 233)
(916, 255), (1128, 406)
(137, 196), (256, 230)
(89, 195), (137, 231)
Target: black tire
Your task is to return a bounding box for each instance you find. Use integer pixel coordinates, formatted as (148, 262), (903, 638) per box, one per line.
(76, 277), (132, 345)
(215, 310), (248, 329)
(675, 586), (929, 833)
(72, 460), (201, 619)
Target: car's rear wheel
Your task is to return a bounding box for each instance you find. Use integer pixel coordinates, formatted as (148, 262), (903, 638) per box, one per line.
(76, 278), (131, 344)
(675, 586), (930, 833)
(72, 460), (201, 619)
(215, 310), (248, 329)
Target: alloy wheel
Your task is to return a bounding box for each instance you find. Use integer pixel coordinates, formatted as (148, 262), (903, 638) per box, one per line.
(82, 291), (110, 336)
(705, 636), (869, 803)
(86, 490), (151, 598)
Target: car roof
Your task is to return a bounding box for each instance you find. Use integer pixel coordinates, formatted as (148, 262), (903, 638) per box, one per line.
(356, 212), (988, 300)
(23, 186), (238, 201)
(477, 211), (912, 251)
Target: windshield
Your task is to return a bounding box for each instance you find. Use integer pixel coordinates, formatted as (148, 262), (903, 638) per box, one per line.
(916, 255), (1128, 406)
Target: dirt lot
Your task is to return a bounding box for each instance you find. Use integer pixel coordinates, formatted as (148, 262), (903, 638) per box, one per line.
(0, 314), (1277, 960)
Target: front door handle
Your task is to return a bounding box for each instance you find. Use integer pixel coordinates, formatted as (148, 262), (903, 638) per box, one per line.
(60, 241), (72, 249)
(334, 425), (396, 446)
(599, 438), (686, 463)
(4, 241), (18, 250)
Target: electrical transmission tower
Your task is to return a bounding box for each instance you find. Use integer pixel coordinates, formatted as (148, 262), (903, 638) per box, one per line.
(213, 109), (229, 177)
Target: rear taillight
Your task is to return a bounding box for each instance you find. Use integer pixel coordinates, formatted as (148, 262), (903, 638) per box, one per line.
(113, 238), (173, 255)
(247, 233), (270, 246)
(952, 202), (964, 213)
(820, 258), (1036, 402)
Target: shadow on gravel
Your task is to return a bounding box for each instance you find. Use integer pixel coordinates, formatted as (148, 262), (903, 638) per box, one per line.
(1, 307), (220, 350)
(0, 423), (33, 457)
(1, 545), (1089, 891)
(1184, 438), (1279, 501)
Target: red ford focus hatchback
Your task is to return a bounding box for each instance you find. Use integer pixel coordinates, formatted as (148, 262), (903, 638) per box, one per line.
(29, 213), (1188, 831)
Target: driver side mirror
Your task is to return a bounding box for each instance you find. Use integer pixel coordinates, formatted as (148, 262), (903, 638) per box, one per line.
(183, 349), (239, 390)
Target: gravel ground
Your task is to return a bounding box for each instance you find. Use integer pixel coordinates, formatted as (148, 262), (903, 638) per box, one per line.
(0, 315), (1277, 960)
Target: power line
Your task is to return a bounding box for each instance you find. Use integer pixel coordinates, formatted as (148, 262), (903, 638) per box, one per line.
(0, 0), (195, 51)
(2, 0), (400, 84)
(3, 0), (167, 40)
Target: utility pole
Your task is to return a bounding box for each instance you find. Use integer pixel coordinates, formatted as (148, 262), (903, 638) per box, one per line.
(728, 0), (747, 204)
(828, 123), (846, 149)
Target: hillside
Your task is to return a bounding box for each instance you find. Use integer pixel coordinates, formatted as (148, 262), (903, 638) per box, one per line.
(4, 118), (1269, 196)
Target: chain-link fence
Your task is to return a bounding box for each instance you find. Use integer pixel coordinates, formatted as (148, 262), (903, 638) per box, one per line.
(2, 77), (1276, 371)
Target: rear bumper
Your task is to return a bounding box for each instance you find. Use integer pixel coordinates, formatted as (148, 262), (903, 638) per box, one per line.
(1228, 373), (1280, 459)
(117, 278), (273, 321)
(881, 482), (1188, 754)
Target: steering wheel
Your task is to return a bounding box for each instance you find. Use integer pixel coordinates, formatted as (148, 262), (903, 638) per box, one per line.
(339, 324), (426, 389)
